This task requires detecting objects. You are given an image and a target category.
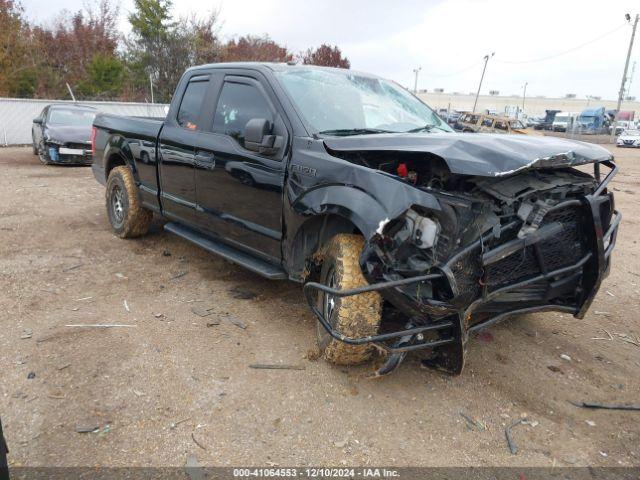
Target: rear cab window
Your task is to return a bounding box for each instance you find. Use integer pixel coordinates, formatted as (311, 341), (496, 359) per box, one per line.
(177, 76), (210, 130)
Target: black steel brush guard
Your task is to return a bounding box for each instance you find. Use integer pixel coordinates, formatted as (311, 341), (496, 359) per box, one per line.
(304, 160), (621, 375)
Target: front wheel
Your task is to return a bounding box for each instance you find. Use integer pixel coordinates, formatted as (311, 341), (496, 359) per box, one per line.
(315, 234), (382, 366)
(106, 166), (152, 238)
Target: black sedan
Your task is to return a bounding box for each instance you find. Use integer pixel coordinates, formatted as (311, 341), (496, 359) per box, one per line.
(32, 104), (96, 165)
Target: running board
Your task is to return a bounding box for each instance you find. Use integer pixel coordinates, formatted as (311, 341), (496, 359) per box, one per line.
(164, 222), (287, 280)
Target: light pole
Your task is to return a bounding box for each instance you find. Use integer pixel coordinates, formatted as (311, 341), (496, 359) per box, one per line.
(149, 74), (155, 104)
(522, 82), (528, 114)
(473, 53), (494, 113)
(413, 67), (422, 94)
(611, 13), (638, 142)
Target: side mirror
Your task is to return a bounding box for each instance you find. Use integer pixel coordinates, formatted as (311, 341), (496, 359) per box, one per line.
(33, 118), (43, 124)
(244, 118), (281, 155)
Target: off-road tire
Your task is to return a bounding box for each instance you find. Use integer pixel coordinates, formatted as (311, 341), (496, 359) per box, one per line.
(106, 166), (152, 238)
(315, 234), (382, 365)
(32, 139), (38, 155)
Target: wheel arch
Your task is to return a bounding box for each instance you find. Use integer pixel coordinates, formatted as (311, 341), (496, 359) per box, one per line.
(286, 213), (364, 281)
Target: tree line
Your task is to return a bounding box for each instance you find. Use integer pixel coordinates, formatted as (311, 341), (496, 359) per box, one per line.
(0, 0), (351, 102)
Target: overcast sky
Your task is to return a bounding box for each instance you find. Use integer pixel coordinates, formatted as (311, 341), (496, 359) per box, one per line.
(23, 0), (640, 100)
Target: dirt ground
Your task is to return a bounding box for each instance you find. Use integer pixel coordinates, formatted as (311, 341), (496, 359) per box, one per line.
(0, 145), (639, 468)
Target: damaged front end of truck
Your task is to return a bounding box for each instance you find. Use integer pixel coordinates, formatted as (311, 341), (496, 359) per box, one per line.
(302, 134), (621, 375)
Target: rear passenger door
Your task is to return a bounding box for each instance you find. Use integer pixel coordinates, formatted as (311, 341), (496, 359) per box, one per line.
(158, 74), (212, 224)
(192, 72), (288, 263)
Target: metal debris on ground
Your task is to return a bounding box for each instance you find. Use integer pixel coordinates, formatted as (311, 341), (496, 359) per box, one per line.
(206, 320), (220, 327)
(459, 411), (486, 431)
(115, 273), (127, 279)
(612, 332), (640, 347)
(569, 401), (640, 411)
(75, 425), (99, 433)
(228, 317), (247, 329)
(560, 354), (572, 361)
(229, 287), (257, 299)
(20, 330), (32, 339)
(191, 432), (207, 450)
(547, 365), (563, 374)
(249, 364), (305, 370)
(170, 271), (188, 280)
(191, 305), (217, 317)
(170, 418), (191, 429)
(123, 300), (130, 312)
(57, 363), (71, 371)
(505, 418), (527, 454)
(62, 263), (83, 272)
(27, 372), (35, 379)
(592, 329), (613, 341)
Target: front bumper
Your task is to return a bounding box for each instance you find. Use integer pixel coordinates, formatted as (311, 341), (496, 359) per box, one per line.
(44, 143), (93, 165)
(304, 161), (621, 374)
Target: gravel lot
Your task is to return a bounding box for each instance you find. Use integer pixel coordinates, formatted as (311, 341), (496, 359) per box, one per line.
(0, 145), (639, 468)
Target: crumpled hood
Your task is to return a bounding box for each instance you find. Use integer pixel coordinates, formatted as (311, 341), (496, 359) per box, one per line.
(45, 125), (92, 144)
(323, 132), (613, 177)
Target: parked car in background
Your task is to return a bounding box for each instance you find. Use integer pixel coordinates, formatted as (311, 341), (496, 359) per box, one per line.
(31, 104), (96, 165)
(552, 112), (577, 132)
(609, 120), (633, 136)
(456, 113), (527, 134)
(525, 116), (542, 128)
(616, 129), (640, 147)
(446, 110), (464, 125)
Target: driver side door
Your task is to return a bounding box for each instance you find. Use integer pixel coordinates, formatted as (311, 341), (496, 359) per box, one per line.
(193, 72), (288, 264)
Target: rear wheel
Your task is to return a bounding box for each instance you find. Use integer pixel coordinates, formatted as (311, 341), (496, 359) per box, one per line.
(106, 166), (152, 238)
(315, 234), (382, 366)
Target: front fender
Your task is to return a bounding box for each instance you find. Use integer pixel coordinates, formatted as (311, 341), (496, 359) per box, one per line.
(292, 185), (388, 239)
(291, 176), (441, 240)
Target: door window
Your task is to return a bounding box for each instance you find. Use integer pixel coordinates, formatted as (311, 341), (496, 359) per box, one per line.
(213, 82), (273, 145)
(177, 79), (209, 130)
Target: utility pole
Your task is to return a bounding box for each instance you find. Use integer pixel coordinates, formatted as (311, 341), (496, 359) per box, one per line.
(413, 67), (422, 94)
(473, 53), (494, 113)
(522, 82), (528, 117)
(611, 13), (638, 142)
(626, 60), (637, 100)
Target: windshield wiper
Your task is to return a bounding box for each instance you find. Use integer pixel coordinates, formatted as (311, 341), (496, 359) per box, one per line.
(405, 124), (435, 133)
(317, 128), (394, 136)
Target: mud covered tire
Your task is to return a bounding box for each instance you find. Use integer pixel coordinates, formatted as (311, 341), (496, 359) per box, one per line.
(106, 166), (152, 238)
(315, 234), (383, 366)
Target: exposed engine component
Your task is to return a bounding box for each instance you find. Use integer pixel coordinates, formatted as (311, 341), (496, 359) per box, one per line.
(398, 209), (439, 249)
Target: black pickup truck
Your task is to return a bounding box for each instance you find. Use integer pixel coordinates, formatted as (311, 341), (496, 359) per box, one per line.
(91, 63), (620, 376)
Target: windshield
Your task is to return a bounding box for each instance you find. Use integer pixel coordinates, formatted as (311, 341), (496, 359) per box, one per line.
(48, 109), (95, 127)
(274, 68), (452, 135)
(555, 116), (569, 122)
